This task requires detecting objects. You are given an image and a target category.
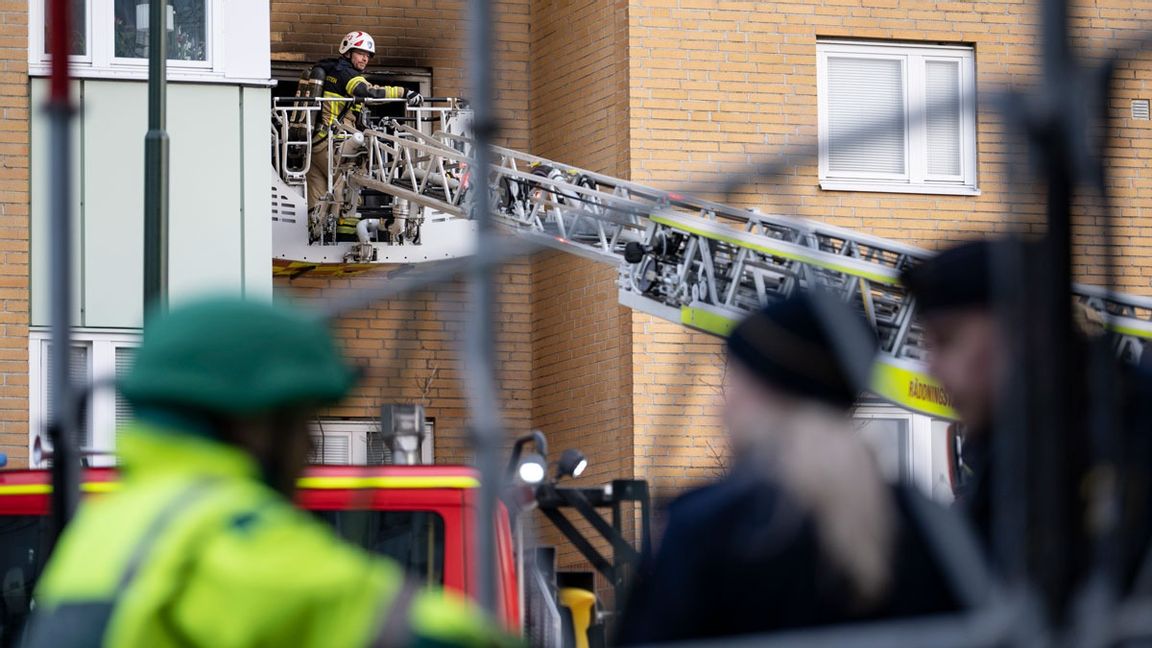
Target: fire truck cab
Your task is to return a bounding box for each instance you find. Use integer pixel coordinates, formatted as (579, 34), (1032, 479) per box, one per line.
(0, 464), (522, 645)
(0, 449), (645, 648)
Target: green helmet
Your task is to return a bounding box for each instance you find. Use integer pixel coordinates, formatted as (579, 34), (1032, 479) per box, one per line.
(120, 296), (358, 416)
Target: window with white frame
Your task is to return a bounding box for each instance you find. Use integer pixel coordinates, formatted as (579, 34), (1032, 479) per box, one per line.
(112, 0), (207, 62)
(29, 329), (140, 467)
(310, 418), (435, 465)
(29, 0), (268, 82)
(817, 40), (978, 195)
(854, 403), (957, 503)
(853, 410), (911, 485)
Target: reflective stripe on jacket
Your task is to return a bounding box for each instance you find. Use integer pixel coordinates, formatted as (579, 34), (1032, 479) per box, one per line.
(313, 57), (407, 133)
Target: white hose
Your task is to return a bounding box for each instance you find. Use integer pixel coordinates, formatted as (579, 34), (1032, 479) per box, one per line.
(338, 131), (365, 159)
(356, 218), (380, 244)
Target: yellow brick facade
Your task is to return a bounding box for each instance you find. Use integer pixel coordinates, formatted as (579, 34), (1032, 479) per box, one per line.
(0, 0), (29, 466)
(625, 0), (1152, 495)
(273, 266), (535, 463)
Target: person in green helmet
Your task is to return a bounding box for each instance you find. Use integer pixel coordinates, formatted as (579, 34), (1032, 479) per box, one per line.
(22, 296), (514, 648)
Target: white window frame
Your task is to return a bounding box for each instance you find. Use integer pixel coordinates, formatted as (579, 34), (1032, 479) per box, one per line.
(310, 420), (370, 465)
(817, 40), (979, 196)
(852, 405), (931, 488)
(28, 328), (141, 468)
(28, 0), (259, 84)
(29, 0), (93, 64)
(311, 418), (436, 465)
(105, 0), (214, 71)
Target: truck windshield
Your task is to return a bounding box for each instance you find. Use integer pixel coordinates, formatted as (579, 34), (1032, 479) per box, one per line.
(312, 510), (446, 586)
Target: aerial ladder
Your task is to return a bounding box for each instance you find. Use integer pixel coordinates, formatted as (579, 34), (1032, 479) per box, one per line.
(270, 98), (1152, 419)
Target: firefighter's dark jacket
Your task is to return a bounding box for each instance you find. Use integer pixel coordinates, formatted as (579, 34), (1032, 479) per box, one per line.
(616, 468), (973, 644)
(311, 57), (407, 129)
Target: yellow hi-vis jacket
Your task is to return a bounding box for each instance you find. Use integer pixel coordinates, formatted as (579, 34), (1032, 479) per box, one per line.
(24, 425), (515, 648)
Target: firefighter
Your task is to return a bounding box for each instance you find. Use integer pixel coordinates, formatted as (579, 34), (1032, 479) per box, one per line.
(616, 293), (970, 644)
(22, 297), (512, 648)
(306, 31), (423, 237)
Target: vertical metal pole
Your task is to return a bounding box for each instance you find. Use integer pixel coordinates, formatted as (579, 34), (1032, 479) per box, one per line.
(466, 0), (503, 615)
(143, 0), (169, 310)
(45, 0), (80, 539)
(1031, 0), (1079, 626)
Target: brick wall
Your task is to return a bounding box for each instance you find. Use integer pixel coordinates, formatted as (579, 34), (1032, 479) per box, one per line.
(631, 316), (726, 496)
(624, 0), (1152, 280)
(0, 0), (28, 465)
(529, 251), (634, 568)
(528, 0), (634, 572)
(530, 0), (630, 176)
(273, 263), (534, 462)
(625, 0), (1152, 498)
(271, 0), (531, 151)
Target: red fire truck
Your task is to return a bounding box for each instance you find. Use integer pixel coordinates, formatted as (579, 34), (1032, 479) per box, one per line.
(0, 458), (649, 647)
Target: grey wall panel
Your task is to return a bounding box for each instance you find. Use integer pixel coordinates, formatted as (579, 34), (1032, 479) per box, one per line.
(240, 86), (272, 297)
(30, 79), (83, 327)
(31, 79), (272, 329)
(166, 83), (244, 302)
(80, 80), (147, 328)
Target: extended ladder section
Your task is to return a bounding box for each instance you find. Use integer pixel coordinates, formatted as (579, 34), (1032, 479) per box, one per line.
(270, 99), (1152, 418)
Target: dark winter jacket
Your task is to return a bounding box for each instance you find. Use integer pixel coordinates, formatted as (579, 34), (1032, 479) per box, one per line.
(616, 470), (972, 644)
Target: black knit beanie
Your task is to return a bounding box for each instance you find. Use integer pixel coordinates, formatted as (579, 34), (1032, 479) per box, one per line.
(725, 292), (877, 411)
(901, 240), (994, 315)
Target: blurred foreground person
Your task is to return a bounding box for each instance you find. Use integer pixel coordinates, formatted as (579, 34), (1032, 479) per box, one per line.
(903, 239), (1152, 590)
(901, 241), (1008, 550)
(23, 297), (511, 647)
(616, 293), (974, 645)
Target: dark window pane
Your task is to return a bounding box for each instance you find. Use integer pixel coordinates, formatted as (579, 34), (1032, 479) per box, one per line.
(114, 0), (207, 62)
(43, 0), (87, 56)
(313, 510), (446, 585)
(0, 516), (53, 646)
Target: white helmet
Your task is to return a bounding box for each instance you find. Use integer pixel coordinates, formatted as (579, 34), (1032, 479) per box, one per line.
(339, 31), (375, 56)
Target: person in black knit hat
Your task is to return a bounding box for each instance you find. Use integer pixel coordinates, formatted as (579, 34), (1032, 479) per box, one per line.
(902, 239), (1152, 593)
(615, 292), (975, 645)
(900, 240), (1006, 555)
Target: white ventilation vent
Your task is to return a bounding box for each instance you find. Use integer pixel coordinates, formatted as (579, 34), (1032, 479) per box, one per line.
(1132, 99), (1150, 120)
(270, 185), (301, 224)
